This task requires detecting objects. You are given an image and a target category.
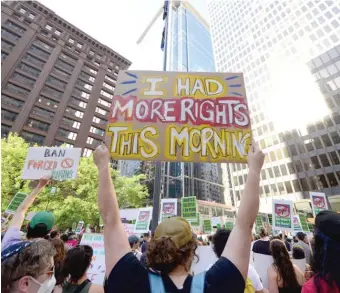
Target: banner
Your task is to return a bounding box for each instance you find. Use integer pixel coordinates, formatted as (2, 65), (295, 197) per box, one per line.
(181, 196), (197, 222)
(75, 221), (84, 234)
(203, 219), (212, 233)
(134, 207), (152, 233)
(293, 215), (303, 232)
(80, 233), (105, 285)
(272, 199), (294, 232)
(160, 198), (177, 221)
(106, 70), (251, 163)
(298, 213), (309, 232)
(21, 147), (81, 180)
(310, 192), (328, 217)
(5, 192), (27, 214)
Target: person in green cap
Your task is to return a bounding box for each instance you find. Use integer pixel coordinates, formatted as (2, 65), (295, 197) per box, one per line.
(1, 176), (54, 251)
(93, 140), (265, 293)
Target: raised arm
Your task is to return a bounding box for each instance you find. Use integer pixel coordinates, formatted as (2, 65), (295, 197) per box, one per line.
(93, 144), (130, 276)
(8, 176), (50, 229)
(222, 141), (264, 279)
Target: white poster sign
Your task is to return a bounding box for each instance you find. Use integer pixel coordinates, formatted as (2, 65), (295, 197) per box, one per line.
(123, 223), (138, 237)
(80, 233), (105, 285)
(272, 199), (294, 232)
(310, 192), (329, 217)
(160, 198), (177, 221)
(211, 217), (221, 227)
(134, 207), (152, 233)
(21, 147), (81, 180)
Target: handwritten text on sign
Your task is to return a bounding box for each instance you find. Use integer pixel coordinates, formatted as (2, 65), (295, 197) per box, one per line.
(107, 71), (251, 163)
(21, 147), (81, 180)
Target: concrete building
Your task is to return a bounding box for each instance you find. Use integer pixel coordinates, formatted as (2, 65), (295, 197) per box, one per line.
(208, 1), (340, 212)
(162, 0), (225, 203)
(1, 1), (131, 168)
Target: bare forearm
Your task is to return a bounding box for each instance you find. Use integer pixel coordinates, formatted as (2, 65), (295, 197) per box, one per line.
(98, 166), (120, 226)
(236, 169), (260, 229)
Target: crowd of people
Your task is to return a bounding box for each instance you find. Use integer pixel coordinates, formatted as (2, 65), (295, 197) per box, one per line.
(1, 142), (340, 293)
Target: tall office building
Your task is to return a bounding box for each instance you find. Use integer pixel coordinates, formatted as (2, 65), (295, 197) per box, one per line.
(1, 1), (131, 168)
(162, 0), (225, 203)
(208, 1), (340, 211)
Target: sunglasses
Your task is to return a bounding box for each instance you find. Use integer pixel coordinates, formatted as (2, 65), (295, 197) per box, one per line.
(1, 241), (32, 261)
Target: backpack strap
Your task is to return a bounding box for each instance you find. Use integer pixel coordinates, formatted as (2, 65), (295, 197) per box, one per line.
(190, 271), (206, 293)
(148, 272), (166, 293)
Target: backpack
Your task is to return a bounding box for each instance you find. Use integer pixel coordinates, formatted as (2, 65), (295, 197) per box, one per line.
(148, 272), (206, 293)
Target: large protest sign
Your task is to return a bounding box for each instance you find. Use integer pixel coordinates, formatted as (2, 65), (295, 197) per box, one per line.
(181, 196), (197, 222)
(22, 147), (81, 180)
(272, 199), (294, 232)
(134, 207), (152, 233)
(107, 70), (251, 163)
(6, 192), (27, 214)
(80, 233), (105, 285)
(160, 198), (177, 221)
(310, 192), (329, 217)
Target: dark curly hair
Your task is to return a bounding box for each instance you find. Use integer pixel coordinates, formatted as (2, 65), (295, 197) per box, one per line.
(60, 245), (93, 283)
(211, 228), (231, 258)
(146, 236), (197, 274)
(1, 239), (56, 293)
(270, 239), (300, 290)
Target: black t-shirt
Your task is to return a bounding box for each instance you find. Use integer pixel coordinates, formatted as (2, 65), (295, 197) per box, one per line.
(252, 240), (271, 255)
(108, 252), (245, 293)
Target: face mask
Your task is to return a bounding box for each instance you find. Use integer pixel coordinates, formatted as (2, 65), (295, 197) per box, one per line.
(30, 274), (56, 293)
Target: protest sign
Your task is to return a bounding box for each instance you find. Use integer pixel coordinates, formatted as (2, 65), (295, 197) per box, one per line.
(134, 207), (152, 233)
(181, 196), (197, 222)
(6, 192), (27, 214)
(75, 220), (84, 234)
(160, 198), (177, 221)
(21, 147), (81, 180)
(203, 219), (212, 233)
(293, 215), (303, 232)
(310, 192), (328, 217)
(255, 215), (264, 233)
(106, 70), (251, 163)
(272, 199), (294, 232)
(72, 222), (76, 232)
(211, 217), (221, 228)
(123, 223), (137, 236)
(225, 221), (234, 230)
(298, 213), (310, 232)
(80, 233), (105, 285)
(190, 212), (200, 227)
(267, 214), (272, 225)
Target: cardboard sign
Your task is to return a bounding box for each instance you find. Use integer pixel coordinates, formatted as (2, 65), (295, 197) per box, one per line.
(298, 213), (310, 232)
(203, 219), (212, 233)
(80, 233), (105, 285)
(75, 221), (84, 234)
(21, 147), (81, 180)
(6, 192), (28, 214)
(310, 192), (328, 217)
(272, 199), (294, 232)
(106, 70), (251, 163)
(181, 196), (197, 222)
(134, 207), (152, 233)
(293, 215), (303, 232)
(160, 198), (177, 221)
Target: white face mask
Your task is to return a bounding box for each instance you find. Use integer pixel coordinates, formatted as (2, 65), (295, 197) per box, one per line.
(30, 274), (56, 293)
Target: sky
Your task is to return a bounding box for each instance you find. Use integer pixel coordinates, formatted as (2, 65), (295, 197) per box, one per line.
(38, 0), (209, 71)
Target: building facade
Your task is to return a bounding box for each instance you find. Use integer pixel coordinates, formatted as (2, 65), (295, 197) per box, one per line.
(208, 1), (340, 211)
(162, 0), (225, 203)
(1, 1), (131, 168)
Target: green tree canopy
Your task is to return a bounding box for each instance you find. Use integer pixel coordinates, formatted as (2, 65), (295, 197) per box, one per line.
(1, 133), (149, 230)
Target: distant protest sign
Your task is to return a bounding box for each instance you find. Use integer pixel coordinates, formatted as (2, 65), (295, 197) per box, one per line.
(298, 213), (309, 232)
(160, 198), (177, 221)
(272, 199), (294, 232)
(310, 192), (328, 217)
(293, 215), (303, 232)
(211, 217), (221, 228)
(190, 212), (200, 227)
(75, 221), (84, 234)
(107, 70), (251, 163)
(134, 207), (152, 233)
(21, 147), (81, 180)
(255, 215), (264, 233)
(203, 219), (212, 233)
(225, 221), (234, 230)
(80, 233), (105, 285)
(6, 192), (27, 214)
(181, 196), (197, 222)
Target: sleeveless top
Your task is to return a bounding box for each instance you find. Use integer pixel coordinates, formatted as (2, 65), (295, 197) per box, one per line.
(62, 280), (91, 293)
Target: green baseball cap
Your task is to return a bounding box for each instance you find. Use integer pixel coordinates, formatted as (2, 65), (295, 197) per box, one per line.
(29, 211), (55, 231)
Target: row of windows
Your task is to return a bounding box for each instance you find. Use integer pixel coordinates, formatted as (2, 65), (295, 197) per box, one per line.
(2, 95), (25, 109)
(1, 28), (21, 42)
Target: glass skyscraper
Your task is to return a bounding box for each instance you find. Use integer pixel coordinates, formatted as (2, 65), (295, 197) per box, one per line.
(208, 1), (340, 212)
(162, 1), (224, 202)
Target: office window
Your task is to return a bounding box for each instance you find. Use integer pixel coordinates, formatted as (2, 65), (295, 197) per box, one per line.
(19, 7), (26, 13)
(28, 45), (50, 59)
(329, 151), (340, 165)
(17, 63), (41, 78)
(1, 95), (25, 108)
(4, 20), (26, 33)
(289, 145), (298, 156)
(98, 98), (111, 108)
(1, 28), (21, 41)
(327, 173), (338, 187)
(57, 128), (77, 140)
(76, 80), (92, 91)
(293, 161), (303, 172)
(46, 76), (67, 89)
(32, 106), (55, 119)
(284, 181), (293, 193)
(274, 166), (281, 177)
(80, 71), (95, 82)
(1, 109), (18, 121)
(95, 107), (108, 116)
(292, 180), (301, 192)
(83, 148), (93, 157)
(1, 125), (11, 138)
(311, 156), (321, 169)
(28, 13), (35, 19)
(77, 43), (83, 49)
(61, 117), (81, 129)
(11, 72), (35, 87)
(3, 83), (30, 96)
(45, 24), (52, 31)
(93, 116), (106, 124)
(22, 54), (45, 68)
(21, 131), (45, 145)
(319, 154), (331, 167)
(300, 178), (309, 191)
(65, 107), (84, 118)
(103, 82), (115, 91)
(84, 65), (98, 75)
(100, 90), (113, 99)
(287, 162), (295, 174)
(90, 126), (105, 136)
(330, 131), (340, 144)
(55, 29), (62, 36)
(105, 75), (116, 83)
(280, 165), (288, 176)
(318, 174), (329, 188)
(26, 118), (50, 132)
(70, 97), (87, 109)
(37, 96), (58, 108)
(313, 137), (323, 148)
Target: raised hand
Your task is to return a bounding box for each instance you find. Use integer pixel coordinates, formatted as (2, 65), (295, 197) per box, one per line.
(37, 175), (51, 188)
(93, 143), (110, 170)
(247, 140), (265, 172)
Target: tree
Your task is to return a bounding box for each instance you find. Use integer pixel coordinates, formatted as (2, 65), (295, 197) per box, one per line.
(1, 133), (149, 230)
